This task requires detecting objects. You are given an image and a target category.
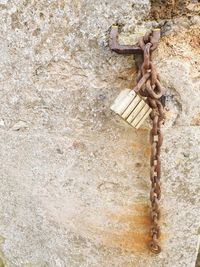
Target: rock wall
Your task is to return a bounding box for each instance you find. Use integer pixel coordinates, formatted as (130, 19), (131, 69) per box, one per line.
(0, 0), (199, 266)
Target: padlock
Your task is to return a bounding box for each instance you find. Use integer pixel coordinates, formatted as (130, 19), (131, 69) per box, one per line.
(110, 89), (152, 129)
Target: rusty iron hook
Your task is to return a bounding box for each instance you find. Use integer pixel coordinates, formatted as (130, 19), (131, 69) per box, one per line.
(109, 25), (161, 55)
(109, 25), (142, 54)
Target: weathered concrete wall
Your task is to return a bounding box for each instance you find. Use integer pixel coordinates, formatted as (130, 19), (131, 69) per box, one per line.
(0, 0), (199, 266)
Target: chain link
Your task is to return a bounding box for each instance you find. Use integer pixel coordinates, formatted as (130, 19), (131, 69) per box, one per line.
(133, 29), (165, 254)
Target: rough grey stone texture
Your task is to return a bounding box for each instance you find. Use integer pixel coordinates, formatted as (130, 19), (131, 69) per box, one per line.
(0, 0), (199, 266)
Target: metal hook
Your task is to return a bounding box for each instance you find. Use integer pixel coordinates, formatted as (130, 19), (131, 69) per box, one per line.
(109, 25), (161, 54)
(109, 25), (142, 55)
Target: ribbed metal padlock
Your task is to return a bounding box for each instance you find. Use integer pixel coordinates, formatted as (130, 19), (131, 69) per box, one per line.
(110, 89), (152, 129)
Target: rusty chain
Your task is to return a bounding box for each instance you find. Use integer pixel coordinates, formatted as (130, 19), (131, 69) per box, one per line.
(109, 26), (165, 254)
(133, 29), (165, 254)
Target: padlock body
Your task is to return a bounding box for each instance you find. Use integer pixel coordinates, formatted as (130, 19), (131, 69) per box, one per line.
(110, 89), (152, 129)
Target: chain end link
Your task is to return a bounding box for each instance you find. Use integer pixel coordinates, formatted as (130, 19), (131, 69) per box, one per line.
(149, 241), (161, 254)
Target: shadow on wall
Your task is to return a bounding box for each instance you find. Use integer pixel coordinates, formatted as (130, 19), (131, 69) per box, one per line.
(0, 258), (4, 267)
(150, 0), (200, 20)
(196, 245), (200, 267)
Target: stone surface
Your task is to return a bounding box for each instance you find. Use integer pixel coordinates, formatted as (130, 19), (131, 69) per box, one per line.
(150, 0), (200, 20)
(0, 1), (199, 267)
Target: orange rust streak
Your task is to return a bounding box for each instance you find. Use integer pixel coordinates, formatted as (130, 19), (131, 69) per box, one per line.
(144, 147), (151, 158)
(132, 143), (141, 151)
(110, 214), (151, 227)
(108, 231), (151, 253)
(103, 203), (166, 253)
(131, 203), (149, 213)
(137, 128), (149, 133)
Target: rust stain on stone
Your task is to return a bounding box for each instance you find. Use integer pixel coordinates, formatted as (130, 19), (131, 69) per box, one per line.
(110, 213), (151, 227)
(132, 139), (150, 159)
(107, 230), (151, 253)
(103, 203), (165, 253)
(129, 202), (149, 213)
(150, 0), (199, 20)
(144, 147), (151, 158)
